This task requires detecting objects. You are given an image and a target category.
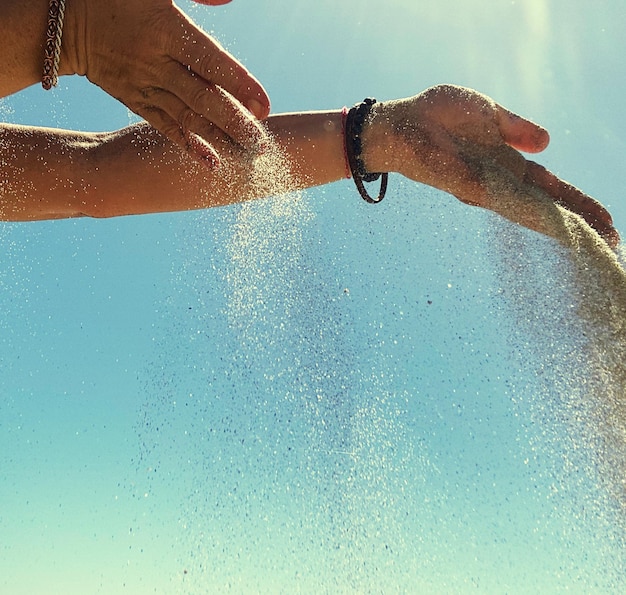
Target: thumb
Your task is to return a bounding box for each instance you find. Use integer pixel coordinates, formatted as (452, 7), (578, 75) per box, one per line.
(496, 105), (550, 154)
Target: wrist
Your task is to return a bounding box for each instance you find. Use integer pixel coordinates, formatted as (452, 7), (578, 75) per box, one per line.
(57, 0), (86, 77)
(343, 99), (390, 204)
(360, 101), (397, 174)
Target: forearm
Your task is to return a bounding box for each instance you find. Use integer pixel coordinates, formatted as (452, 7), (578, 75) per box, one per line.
(0, 122), (107, 219)
(0, 109), (391, 220)
(0, 121), (212, 221)
(92, 111), (365, 217)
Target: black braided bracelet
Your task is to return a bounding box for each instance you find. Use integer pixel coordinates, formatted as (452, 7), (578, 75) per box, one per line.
(345, 98), (389, 204)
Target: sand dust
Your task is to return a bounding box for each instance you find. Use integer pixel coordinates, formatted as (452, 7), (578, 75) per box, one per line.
(227, 141), (626, 522)
(223, 140), (313, 328)
(144, 135), (626, 588)
(484, 163), (626, 543)
(217, 140), (418, 591)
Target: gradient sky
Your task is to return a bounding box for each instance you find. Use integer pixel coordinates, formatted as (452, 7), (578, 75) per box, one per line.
(1, 1), (626, 593)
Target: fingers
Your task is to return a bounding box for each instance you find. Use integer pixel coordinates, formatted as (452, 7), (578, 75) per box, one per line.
(451, 141), (619, 249)
(492, 105), (619, 247)
(134, 103), (221, 168)
(155, 61), (267, 149)
(115, 3), (269, 163)
(525, 161), (620, 248)
(495, 105), (550, 154)
(169, 16), (271, 121)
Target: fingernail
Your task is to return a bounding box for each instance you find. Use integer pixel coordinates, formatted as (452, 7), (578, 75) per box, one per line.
(245, 98), (267, 120)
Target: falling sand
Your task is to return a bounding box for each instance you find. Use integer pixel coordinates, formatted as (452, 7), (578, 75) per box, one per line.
(164, 133), (626, 589)
(227, 139), (626, 519)
(483, 162), (626, 536)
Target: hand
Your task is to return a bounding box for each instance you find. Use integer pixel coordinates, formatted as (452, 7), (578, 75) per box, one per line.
(61, 0), (270, 164)
(371, 85), (619, 248)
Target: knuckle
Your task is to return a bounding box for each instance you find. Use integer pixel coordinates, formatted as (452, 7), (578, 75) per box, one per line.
(188, 82), (220, 116)
(139, 86), (160, 101)
(177, 106), (197, 134)
(197, 50), (222, 80)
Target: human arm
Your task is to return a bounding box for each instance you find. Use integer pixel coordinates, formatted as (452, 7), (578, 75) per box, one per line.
(0, 112), (343, 220)
(0, 0), (269, 159)
(0, 85), (618, 247)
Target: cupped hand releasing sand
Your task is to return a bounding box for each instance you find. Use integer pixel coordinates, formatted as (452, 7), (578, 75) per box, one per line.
(366, 85), (619, 249)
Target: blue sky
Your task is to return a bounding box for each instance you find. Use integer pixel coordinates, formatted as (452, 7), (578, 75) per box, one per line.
(1, 1), (626, 592)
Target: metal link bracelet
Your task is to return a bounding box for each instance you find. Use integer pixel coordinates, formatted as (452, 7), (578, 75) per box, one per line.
(42, 0), (67, 90)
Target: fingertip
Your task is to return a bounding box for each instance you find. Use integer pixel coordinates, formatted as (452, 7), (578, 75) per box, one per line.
(498, 106), (550, 153)
(606, 229), (620, 250)
(508, 122), (549, 154)
(529, 125), (550, 153)
(238, 79), (271, 119)
(245, 97), (270, 120)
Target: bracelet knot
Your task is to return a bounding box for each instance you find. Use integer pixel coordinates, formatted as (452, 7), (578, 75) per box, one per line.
(345, 98), (389, 204)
